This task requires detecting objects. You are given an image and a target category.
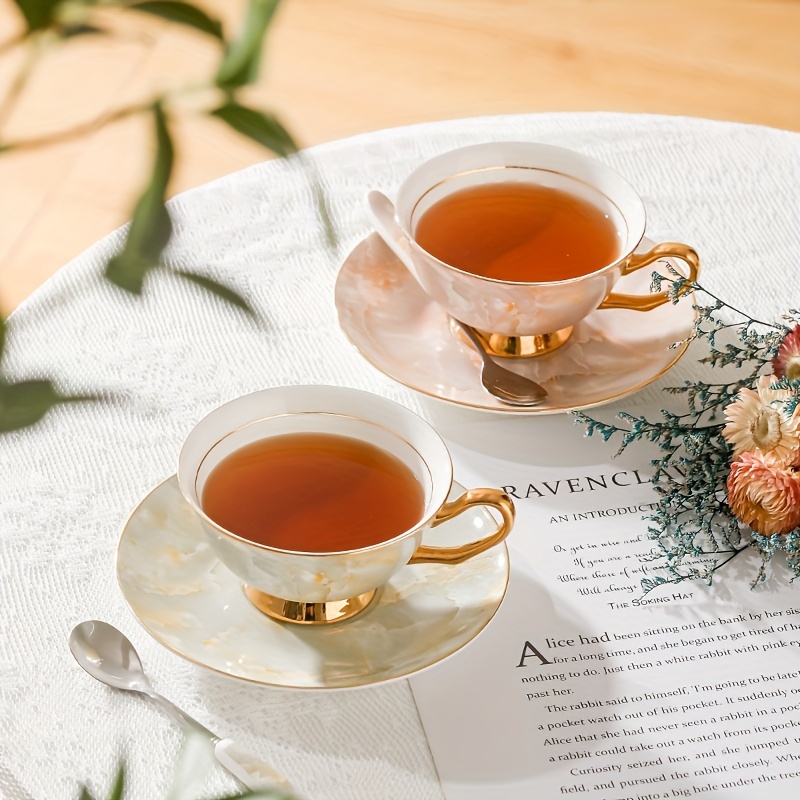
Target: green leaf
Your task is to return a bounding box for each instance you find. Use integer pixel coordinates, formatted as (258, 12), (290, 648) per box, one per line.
(0, 317), (6, 361)
(107, 763), (125, 800)
(173, 269), (255, 316)
(215, 0), (280, 89)
(11, 0), (63, 32)
(128, 1), (223, 39)
(105, 102), (174, 294)
(210, 102), (297, 158)
(308, 168), (336, 250)
(167, 731), (214, 800)
(75, 761), (123, 800)
(206, 106), (337, 249)
(0, 379), (91, 432)
(211, 791), (300, 800)
(56, 23), (106, 39)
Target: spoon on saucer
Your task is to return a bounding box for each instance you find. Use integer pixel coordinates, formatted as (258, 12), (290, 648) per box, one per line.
(454, 320), (548, 406)
(69, 620), (297, 795)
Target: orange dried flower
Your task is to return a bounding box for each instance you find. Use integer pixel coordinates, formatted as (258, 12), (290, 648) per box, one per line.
(722, 375), (800, 467)
(726, 451), (800, 535)
(773, 325), (800, 381)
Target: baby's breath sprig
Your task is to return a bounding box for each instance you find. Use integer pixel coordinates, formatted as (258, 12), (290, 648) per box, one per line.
(574, 271), (799, 593)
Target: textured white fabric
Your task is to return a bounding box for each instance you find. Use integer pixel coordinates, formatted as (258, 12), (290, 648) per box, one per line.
(0, 113), (798, 800)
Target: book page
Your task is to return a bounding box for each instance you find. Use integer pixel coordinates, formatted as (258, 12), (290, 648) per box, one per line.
(409, 409), (800, 800)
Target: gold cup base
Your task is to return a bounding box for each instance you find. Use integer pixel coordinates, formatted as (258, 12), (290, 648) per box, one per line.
(466, 324), (574, 358)
(244, 585), (379, 625)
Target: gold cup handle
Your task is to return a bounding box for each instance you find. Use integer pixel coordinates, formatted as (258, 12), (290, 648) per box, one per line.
(408, 488), (515, 565)
(598, 242), (700, 312)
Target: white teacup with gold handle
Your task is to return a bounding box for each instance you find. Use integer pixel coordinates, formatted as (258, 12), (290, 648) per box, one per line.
(177, 385), (515, 625)
(369, 141), (700, 358)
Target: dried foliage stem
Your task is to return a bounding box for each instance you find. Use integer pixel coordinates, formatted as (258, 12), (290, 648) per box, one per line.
(574, 267), (799, 593)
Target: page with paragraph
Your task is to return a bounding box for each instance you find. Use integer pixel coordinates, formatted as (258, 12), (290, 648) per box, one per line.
(409, 413), (800, 800)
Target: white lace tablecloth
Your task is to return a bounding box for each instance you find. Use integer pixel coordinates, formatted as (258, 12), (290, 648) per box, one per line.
(1, 113), (798, 800)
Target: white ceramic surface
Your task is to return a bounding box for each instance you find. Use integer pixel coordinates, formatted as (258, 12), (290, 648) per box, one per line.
(117, 476), (510, 690)
(378, 141), (699, 336)
(335, 233), (696, 414)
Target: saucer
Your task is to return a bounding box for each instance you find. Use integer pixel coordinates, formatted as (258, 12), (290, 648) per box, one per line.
(117, 476), (509, 690)
(334, 233), (696, 414)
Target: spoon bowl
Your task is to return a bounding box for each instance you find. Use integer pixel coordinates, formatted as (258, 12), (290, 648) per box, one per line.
(69, 619), (150, 692)
(454, 320), (548, 407)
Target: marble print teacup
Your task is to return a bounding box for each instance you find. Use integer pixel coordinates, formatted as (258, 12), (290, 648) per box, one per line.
(177, 385), (515, 624)
(369, 141), (700, 357)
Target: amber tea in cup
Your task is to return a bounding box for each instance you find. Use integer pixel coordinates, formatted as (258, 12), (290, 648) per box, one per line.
(201, 431), (425, 553)
(414, 181), (621, 283)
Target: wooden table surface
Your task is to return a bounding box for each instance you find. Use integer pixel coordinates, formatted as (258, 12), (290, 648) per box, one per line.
(1, 0), (798, 313)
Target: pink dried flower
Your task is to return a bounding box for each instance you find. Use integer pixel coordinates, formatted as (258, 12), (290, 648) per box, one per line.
(773, 324), (800, 381)
(722, 375), (800, 467)
(726, 451), (800, 535)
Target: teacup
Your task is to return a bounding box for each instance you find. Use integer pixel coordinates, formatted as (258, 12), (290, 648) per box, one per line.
(368, 141), (700, 357)
(177, 385), (514, 625)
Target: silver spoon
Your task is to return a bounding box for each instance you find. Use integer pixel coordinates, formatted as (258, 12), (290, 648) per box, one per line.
(69, 620), (296, 795)
(454, 320), (548, 407)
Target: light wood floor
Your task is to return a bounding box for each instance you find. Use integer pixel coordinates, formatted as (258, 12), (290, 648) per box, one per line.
(1, 0), (798, 314)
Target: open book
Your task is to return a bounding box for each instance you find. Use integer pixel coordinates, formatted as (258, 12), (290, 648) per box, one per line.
(409, 409), (800, 800)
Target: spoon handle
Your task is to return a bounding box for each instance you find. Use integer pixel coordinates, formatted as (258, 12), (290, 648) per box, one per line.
(454, 319), (490, 360)
(147, 691), (298, 794)
(366, 191), (419, 279)
(146, 690), (217, 740)
(214, 738), (297, 794)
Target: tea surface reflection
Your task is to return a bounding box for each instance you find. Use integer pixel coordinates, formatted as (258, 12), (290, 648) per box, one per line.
(414, 181), (620, 282)
(201, 431), (425, 552)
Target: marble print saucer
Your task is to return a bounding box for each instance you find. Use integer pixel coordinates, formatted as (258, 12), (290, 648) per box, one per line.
(335, 233), (696, 414)
(117, 476), (509, 690)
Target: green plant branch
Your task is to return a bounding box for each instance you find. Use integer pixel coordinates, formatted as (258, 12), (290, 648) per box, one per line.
(640, 546), (749, 596)
(0, 32), (44, 132)
(0, 0), (339, 434)
(692, 285), (786, 331)
(0, 31), (27, 56)
(0, 99), (153, 153)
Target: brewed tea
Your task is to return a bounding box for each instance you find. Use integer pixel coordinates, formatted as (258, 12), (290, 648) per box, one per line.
(201, 432), (424, 553)
(414, 181), (620, 282)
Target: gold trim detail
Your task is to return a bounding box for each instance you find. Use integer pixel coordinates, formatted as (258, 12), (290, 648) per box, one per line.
(466, 324), (574, 358)
(598, 242), (700, 311)
(244, 585), (379, 625)
(409, 488), (515, 565)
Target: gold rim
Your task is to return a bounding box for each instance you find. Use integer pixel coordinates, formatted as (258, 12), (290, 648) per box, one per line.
(244, 585), (379, 625)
